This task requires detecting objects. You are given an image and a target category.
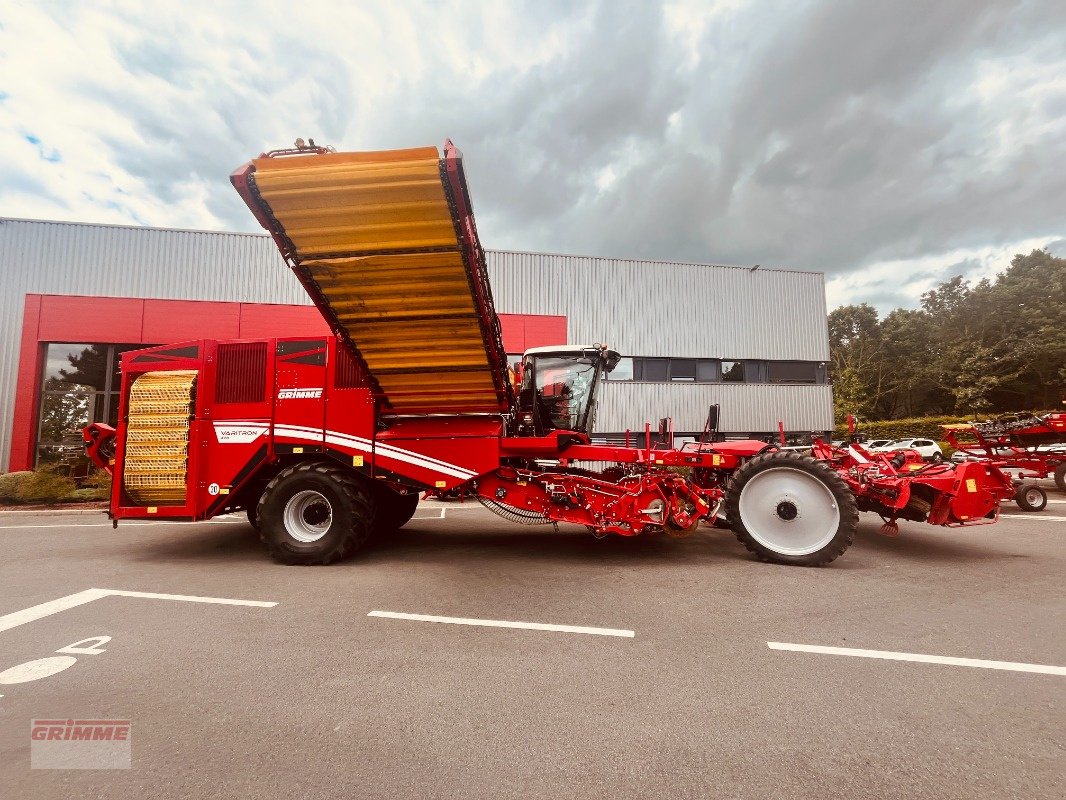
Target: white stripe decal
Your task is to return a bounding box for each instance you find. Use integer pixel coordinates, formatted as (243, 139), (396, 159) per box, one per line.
(273, 425), (476, 479)
(278, 423), (477, 476)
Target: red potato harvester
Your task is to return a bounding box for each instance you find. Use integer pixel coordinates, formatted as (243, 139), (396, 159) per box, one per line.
(83, 139), (1018, 566)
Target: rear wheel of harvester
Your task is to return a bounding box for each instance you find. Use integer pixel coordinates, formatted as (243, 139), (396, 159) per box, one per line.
(724, 451), (857, 566)
(256, 462), (374, 565)
(1015, 483), (1047, 512)
(1054, 463), (1066, 494)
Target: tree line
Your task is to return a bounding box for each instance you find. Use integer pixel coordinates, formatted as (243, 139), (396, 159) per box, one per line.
(828, 249), (1066, 422)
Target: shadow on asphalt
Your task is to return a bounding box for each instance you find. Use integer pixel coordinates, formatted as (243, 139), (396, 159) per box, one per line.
(851, 524), (1025, 562)
(126, 514), (1027, 570)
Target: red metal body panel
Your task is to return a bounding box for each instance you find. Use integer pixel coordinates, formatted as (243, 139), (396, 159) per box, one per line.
(377, 417), (503, 490)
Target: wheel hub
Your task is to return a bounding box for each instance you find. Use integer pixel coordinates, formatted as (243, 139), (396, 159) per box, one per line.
(737, 467), (840, 556)
(283, 490), (333, 543)
(775, 500), (798, 521)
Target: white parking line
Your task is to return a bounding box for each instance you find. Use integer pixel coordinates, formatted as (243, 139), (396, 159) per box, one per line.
(368, 610), (635, 638)
(768, 641), (1066, 675)
(999, 514), (1066, 522)
(0, 588), (277, 633)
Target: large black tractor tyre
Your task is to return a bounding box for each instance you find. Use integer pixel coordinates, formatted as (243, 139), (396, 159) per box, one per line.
(372, 487), (420, 535)
(1015, 483), (1047, 512)
(724, 451), (858, 566)
(256, 462), (375, 565)
(1054, 463), (1066, 494)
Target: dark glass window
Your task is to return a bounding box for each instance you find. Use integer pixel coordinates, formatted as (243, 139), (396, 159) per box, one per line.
(696, 360), (718, 382)
(37, 342), (147, 471)
(671, 359), (696, 381)
(722, 361), (745, 382)
(641, 358), (669, 381)
(607, 357), (634, 380)
(768, 361), (818, 383)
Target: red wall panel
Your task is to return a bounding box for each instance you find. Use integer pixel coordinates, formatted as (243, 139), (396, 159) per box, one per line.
(238, 303), (330, 339)
(497, 314), (525, 353)
(142, 299), (241, 342)
(37, 295), (144, 343)
(9, 296), (43, 471)
(522, 315), (567, 349)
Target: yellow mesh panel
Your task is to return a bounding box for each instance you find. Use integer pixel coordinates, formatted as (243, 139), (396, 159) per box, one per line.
(122, 371), (196, 505)
(249, 147), (502, 412)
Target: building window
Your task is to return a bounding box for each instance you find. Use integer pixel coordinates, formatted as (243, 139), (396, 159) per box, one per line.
(696, 360), (718, 382)
(637, 358), (669, 381)
(600, 356), (824, 384)
(768, 361), (818, 383)
(36, 343), (146, 471)
(721, 360), (745, 382)
(607, 357), (634, 380)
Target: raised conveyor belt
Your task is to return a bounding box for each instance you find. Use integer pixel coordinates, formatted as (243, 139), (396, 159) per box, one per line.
(231, 141), (512, 414)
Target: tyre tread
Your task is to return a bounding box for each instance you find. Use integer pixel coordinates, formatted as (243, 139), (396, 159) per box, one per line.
(256, 461), (375, 565)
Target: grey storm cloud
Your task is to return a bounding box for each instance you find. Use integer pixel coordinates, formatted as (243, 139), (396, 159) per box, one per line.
(1, 0), (1063, 311)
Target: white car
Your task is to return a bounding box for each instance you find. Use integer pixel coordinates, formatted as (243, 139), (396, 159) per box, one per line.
(865, 439), (892, 450)
(878, 438), (944, 462)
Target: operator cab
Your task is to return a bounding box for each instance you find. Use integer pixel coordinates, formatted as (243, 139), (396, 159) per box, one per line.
(515, 344), (621, 436)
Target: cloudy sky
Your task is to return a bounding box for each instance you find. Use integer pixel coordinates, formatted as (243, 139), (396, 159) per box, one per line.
(1, 0), (1063, 311)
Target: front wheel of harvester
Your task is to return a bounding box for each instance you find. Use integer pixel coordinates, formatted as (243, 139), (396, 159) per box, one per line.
(1015, 483), (1047, 512)
(724, 451), (857, 566)
(256, 462), (374, 565)
(1054, 463), (1066, 494)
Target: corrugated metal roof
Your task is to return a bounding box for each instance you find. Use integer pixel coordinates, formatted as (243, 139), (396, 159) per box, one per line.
(0, 218), (832, 471)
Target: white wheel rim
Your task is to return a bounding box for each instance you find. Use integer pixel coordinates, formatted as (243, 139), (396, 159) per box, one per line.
(283, 490), (333, 543)
(738, 467), (840, 556)
(1024, 488), (1042, 507)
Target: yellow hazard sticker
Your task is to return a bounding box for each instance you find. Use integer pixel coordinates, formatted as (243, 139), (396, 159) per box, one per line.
(147, 507), (157, 514)
(435, 481), (447, 488)
(966, 479), (977, 492)
(353, 455), (363, 467)
(220, 488), (230, 495)
(292, 446), (303, 453)
(712, 455), (722, 466)
(655, 459), (664, 464)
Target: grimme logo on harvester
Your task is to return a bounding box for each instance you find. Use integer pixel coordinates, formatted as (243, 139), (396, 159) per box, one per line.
(278, 387), (323, 400)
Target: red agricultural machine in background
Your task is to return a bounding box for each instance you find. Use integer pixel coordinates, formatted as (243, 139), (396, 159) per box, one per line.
(944, 412), (1066, 503)
(84, 139), (1020, 567)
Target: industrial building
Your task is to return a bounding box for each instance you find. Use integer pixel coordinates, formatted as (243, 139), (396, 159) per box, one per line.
(0, 217), (833, 473)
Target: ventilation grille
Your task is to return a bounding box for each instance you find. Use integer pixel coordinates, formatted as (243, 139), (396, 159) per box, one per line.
(334, 343), (366, 389)
(216, 342), (267, 403)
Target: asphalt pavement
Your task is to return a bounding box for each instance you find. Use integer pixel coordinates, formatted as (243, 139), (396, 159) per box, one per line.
(0, 497), (1063, 799)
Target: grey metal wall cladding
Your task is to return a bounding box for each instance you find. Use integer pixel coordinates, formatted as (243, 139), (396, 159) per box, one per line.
(0, 219), (833, 471)
(486, 251), (830, 361)
(597, 382), (834, 434)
